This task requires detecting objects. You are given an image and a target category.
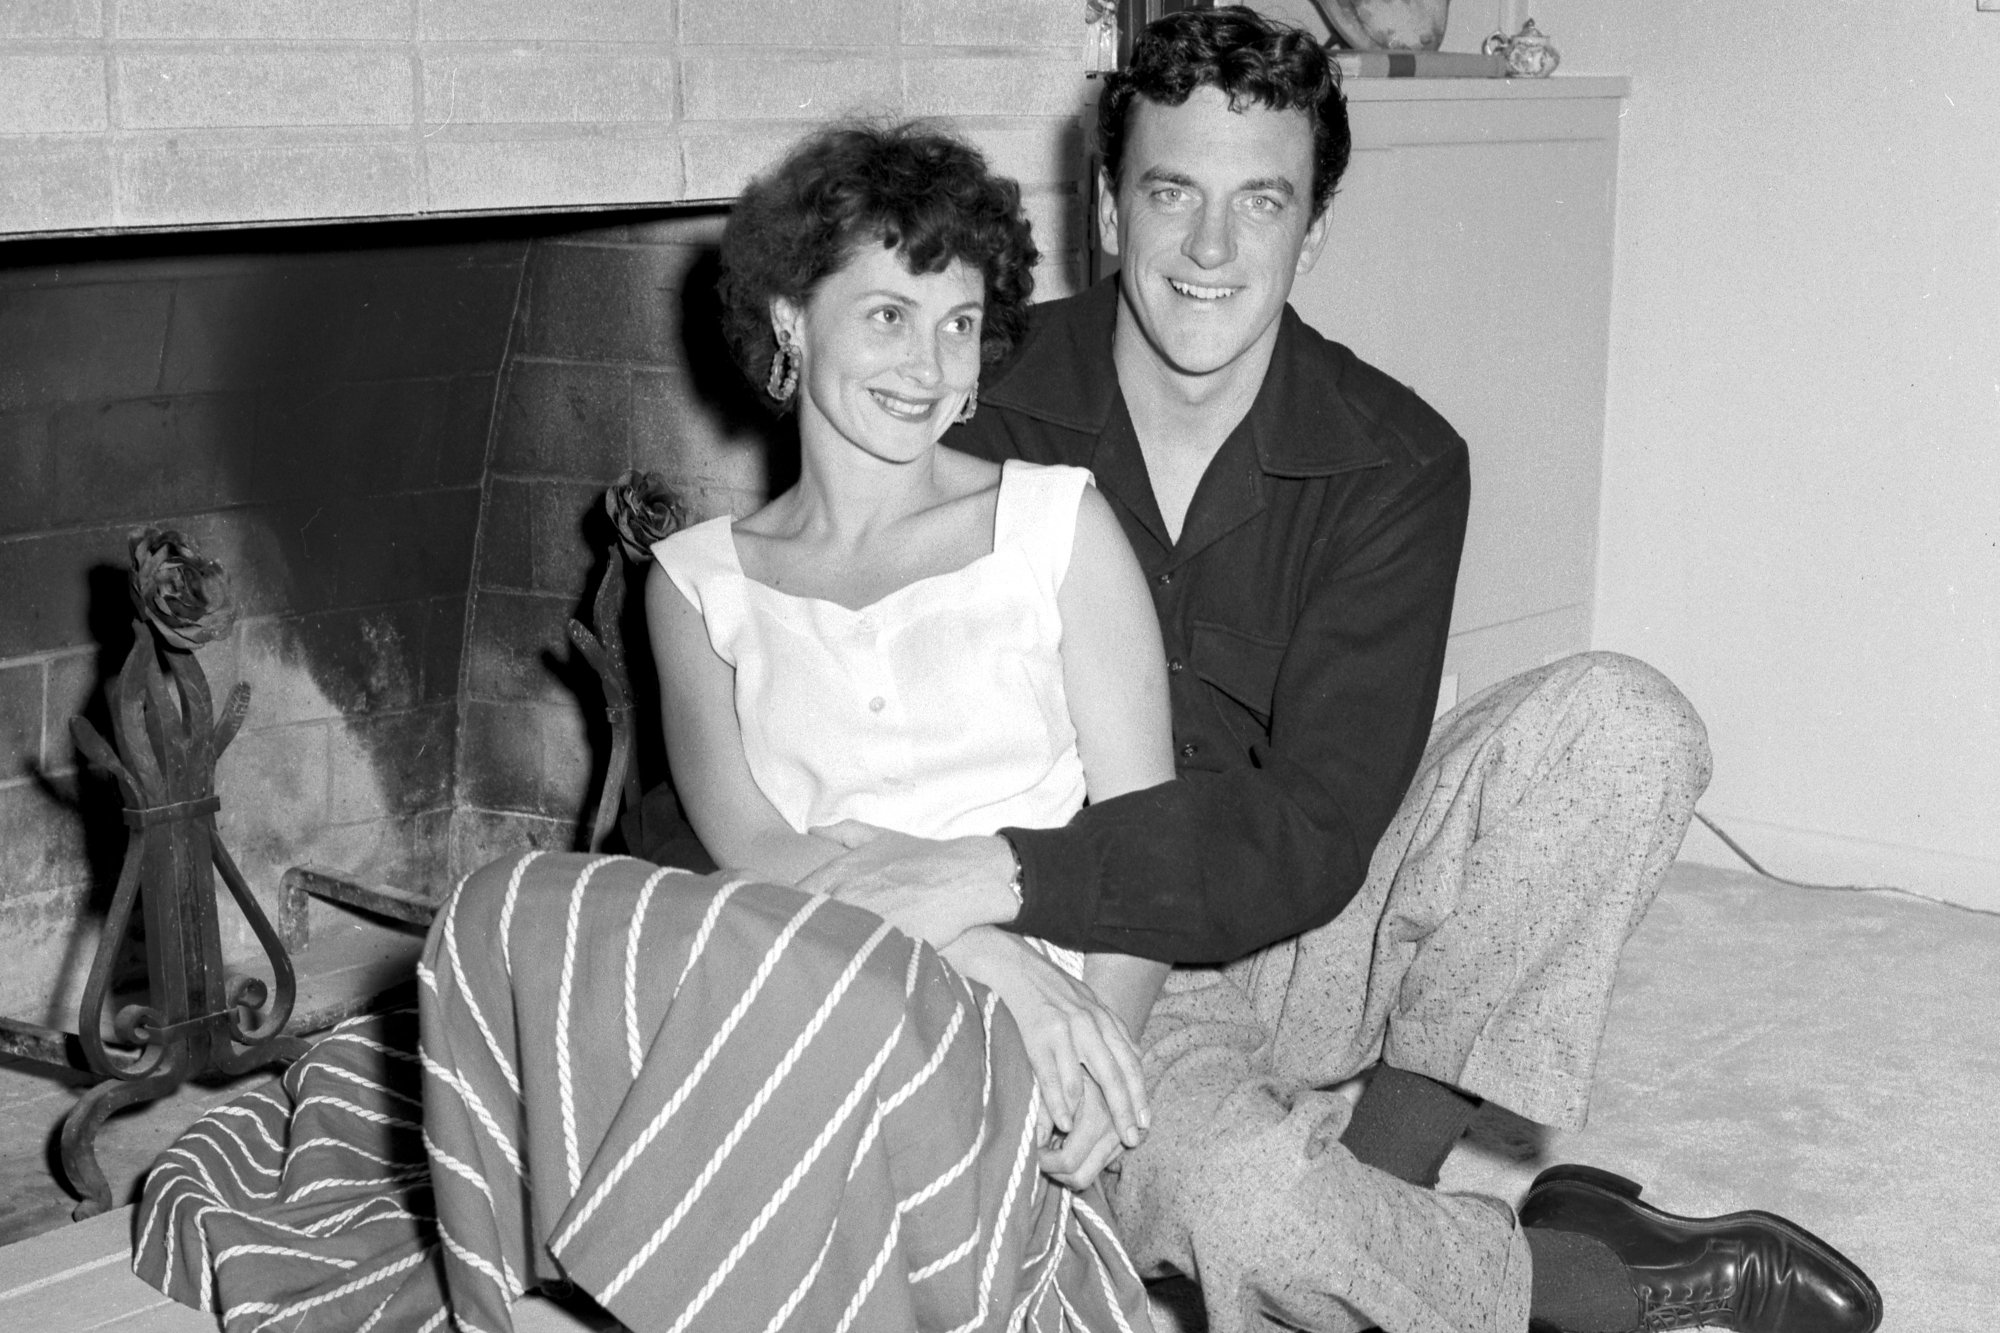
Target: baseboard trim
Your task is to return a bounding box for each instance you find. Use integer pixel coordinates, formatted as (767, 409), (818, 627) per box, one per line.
(1679, 812), (2000, 915)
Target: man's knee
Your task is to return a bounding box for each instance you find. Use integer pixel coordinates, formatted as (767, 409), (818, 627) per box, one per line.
(1549, 651), (1712, 794)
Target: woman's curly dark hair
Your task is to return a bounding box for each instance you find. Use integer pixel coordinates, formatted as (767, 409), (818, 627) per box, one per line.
(718, 121), (1040, 413)
(1099, 6), (1350, 218)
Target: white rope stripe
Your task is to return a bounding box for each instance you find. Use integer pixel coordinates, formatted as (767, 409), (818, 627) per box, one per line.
(289, 1171), (431, 1201)
(624, 865), (679, 1079)
(942, 1081), (1042, 1333)
(579, 909), (889, 1287)
(239, 1087), (289, 1117)
(354, 1290), (396, 1333)
(440, 1220), (522, 1302)
(555, 854), (620, 1197)
(758, 1218), (842, 1333)
(299, 1196), (428, 1235)
(214, 1244), (357, 1270)
(311, 1060), (426, 1109)
(211, 1102), (286, 1154)
(314, 1028), (423, 1061)
(875, 974), (962, 1124)
(425, 1132), (498, 1212)
(290, 1134), (410, 1170)
(192, 1200), (218, 1313)
(831, 1190), (906, 1333)
(1021, 1178), (1066, 1277)
(161, 1144), (227, 1199)
(444, 880), (523, 1099)
(244, 1243), (433, 1333)
(655, 1003), (909, 1333)
(1078, 1217), (1141, 1333)
(196, 1115), (282, 1176)
(227, 1301), (282, 1321)
(156, 1184), (186, 1309)
(143, 1164), (411, 1242)
(667, 877), (752, 1007)
(420, 1050), (524, 1177)
(907, 1224), (981, 1284)
(1071, 1194), (1147, 1294)
(842, 943), (931, 1180)
(1007, 1185), (1068, 1333)
(899, 991), (1004, 1286)
(497, 848), (543, 978)
(176, 1130), (278, 1200)
(293, 1093), (421, 1132)
(548, 890), (831, 1253)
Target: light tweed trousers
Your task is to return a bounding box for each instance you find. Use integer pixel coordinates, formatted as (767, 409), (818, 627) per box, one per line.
(1110, 652), (1714, 1333)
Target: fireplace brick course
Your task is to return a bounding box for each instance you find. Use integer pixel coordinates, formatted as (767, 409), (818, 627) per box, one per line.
(0, 53), (106, 135)
(117, 0), (411, 42)
(117, 50), (415, 131)
(1, 3), (102, 41)
(421, 50), (678, 127)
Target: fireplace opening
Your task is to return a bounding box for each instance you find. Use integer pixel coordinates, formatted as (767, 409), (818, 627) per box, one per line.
(0, 206), (781, 1040)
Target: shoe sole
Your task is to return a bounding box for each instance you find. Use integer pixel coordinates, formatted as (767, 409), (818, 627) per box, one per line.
(1524, 1164), (1885, 1331)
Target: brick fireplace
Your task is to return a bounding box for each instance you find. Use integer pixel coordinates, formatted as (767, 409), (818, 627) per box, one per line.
(0, 0), (1094, 1025)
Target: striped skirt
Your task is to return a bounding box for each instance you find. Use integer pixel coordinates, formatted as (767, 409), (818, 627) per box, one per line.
(135, 851), (1153, 1333)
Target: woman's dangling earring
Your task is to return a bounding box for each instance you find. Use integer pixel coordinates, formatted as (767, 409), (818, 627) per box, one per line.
(956, 380), (978, 425)
(766, 336), (799, 403)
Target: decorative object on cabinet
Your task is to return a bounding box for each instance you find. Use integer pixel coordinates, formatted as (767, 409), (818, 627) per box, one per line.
(1331, 49), (1504, 78)
(1308, 0), (1452, 51)
(1087, 0), (1119, 73)
(1483, 18), (1562, 77)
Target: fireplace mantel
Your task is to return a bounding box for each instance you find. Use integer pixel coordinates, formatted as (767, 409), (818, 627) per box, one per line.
(0, 0), (1091, 242)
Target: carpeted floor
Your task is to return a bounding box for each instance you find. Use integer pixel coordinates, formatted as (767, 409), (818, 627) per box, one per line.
(1442, 860), (2000, 1332)
(5, 862), (1993, 1329)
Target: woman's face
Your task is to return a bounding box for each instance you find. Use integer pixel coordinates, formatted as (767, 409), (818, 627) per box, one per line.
(775, 243), (985, 467)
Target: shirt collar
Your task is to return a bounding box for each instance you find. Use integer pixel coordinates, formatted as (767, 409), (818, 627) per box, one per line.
(985, 278), (1390, 479)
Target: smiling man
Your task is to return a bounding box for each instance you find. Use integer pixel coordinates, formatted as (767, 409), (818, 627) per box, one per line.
(796, 8), (1882, 1333)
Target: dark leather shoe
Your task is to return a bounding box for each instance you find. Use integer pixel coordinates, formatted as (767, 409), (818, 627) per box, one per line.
(1520, 1164), (1882, 1333)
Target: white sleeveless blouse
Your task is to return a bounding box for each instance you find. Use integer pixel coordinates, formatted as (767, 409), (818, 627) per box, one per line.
(653, 460), (1096, 974)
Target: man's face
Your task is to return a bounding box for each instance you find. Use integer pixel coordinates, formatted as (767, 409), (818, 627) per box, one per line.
(1101, 86), (1331, 382)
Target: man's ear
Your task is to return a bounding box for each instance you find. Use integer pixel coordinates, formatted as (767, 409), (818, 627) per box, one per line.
(1293, 202), (1334, 279)
(1095, 166), (1123, 259)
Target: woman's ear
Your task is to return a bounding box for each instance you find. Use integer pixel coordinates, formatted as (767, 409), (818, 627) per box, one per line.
(770, 297), (803, 351)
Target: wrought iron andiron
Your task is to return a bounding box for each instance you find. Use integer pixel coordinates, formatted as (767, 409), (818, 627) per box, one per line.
(52, 617), (313, 1218)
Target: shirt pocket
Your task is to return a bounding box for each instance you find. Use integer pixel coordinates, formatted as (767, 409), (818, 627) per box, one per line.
(1191, 620), (1286, 740)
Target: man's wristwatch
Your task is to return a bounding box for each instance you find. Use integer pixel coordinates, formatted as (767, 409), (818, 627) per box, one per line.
(999, 834), (1025, 909)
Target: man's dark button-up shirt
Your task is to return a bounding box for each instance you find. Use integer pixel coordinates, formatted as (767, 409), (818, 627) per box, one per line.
(949, 278), (1470, 966)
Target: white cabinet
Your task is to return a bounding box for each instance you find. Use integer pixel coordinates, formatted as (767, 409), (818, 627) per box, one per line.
(1289, 77), (1629, 699)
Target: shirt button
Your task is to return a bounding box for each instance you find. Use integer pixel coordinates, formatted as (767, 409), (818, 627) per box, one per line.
(1168, 658), (1185, 674)
(1179, 742), (1198, 760)
(868, 696), (886, 713)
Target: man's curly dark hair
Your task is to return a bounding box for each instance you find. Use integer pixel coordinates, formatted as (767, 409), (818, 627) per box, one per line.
(1098, 6), (1350, 219)
(717, 122), (1040, 413)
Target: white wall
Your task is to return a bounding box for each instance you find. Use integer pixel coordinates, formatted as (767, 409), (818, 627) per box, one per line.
(1526, 0), (2000, 907)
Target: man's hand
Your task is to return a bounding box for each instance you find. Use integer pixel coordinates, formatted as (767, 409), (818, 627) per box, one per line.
(1039, 1078), (1131, 1191)
(798, 821), (1020, 951)
(938, 927), (1150, 1155)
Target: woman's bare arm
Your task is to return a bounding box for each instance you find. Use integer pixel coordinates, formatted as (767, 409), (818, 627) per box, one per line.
(646, 561), (843, 885)
(1041, 485), (1177, 1184)
(1061, 484), (1176, 1022)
